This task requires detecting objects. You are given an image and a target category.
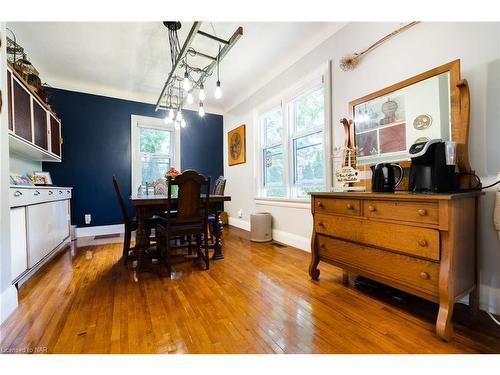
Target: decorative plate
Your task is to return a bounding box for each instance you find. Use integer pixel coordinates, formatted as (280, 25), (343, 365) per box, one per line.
(413, 114), (432, 130)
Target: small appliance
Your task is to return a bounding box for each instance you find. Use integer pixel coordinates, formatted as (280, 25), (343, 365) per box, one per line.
(408, 139), (458, 193)
(371, 163), (403, 192)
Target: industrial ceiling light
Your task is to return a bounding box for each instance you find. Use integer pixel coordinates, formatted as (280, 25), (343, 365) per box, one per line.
(214, 45), (222, 99)
(199, 83), (206, 101)
(186, 92), (194, 105)
(198, 101), (205, 117)
(180, 119), (187, 128)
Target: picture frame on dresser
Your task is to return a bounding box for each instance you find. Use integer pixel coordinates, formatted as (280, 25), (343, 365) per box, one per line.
(309, 60), (479, 342)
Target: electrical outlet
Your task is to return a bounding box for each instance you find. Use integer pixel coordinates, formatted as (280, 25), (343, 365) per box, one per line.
(237, 209), (243, 218)
(85, 214), (91, 225)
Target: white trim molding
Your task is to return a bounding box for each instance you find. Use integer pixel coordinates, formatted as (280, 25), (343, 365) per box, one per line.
(0, 285), (18, 325)
(254, 198), (310, 209)
(76, 224), (125, 238)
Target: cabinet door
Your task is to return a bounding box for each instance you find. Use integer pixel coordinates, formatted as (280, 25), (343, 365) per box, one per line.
(28, 200), (69, 268)
(33, 99), (48, 150)
(12, 78), (33, 142)
(10, 207), (28, 281)
(7, 70), (13, 131)
(49, 115), (61, 157)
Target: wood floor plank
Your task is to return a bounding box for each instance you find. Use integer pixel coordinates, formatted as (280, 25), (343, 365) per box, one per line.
(1, 226), (500, 354)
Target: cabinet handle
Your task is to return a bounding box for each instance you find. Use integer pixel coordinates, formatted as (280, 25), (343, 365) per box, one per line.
(14, 190), (23, 197)
(48, 190), (54, 195)
(418, 209), (427, 216)
(318, 222), (324, 227)
(418, 239), (428, 247)
(34, 190), (40, 196)
(346, 203), (354, 210)
(317, 201), (323, 208)
(420, 272), (430, 280)
(59, 190), (63, 194)
(67, 190), (70, 193)
(368, 205), (376, 212)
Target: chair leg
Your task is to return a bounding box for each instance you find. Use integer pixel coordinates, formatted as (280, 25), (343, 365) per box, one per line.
(204, 231), (210, 270)
(123, 228), (131, 264)
(166, 231), (172, 277)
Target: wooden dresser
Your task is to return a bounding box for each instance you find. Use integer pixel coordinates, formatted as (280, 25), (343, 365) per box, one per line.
(309, 191), (480, 341)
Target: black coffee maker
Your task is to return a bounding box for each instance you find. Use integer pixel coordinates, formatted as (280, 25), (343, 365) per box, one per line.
(408, 139), (458, 193)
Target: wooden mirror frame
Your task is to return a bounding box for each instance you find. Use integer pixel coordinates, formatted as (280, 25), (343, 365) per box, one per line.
(348, 59), (473, 187)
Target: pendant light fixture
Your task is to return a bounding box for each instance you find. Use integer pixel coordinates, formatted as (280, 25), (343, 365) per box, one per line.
(186, 92), (194, 104)
(214, 45), (222, 99)
(180, 119), (187, 128)
(198, 101), (205, 117)
(199, 83), (206, 101)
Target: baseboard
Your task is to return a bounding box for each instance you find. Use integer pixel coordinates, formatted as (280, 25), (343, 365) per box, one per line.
(76, 224), (124, 238)
(0, 284), (18, 325)
(228, 216), (310, 252)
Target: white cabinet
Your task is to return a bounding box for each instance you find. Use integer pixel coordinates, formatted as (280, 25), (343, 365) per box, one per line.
(27, 200), (70, 268)
(10, 207), (28, 280)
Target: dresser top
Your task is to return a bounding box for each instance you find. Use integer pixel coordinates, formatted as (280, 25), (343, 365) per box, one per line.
(309, 191), (482, 201)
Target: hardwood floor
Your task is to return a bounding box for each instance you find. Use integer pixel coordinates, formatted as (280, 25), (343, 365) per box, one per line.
(1, 226), (499, 354)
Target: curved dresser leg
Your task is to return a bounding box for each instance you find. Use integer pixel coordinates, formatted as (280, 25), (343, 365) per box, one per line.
(436, 298), (455, 341)
(309, 231), (320, 280)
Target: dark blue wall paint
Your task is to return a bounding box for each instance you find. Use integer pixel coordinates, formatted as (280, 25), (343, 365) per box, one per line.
(43, 88), (223, 227)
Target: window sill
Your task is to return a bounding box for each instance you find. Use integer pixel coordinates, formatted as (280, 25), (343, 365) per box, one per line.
(254, 197), (311, 209)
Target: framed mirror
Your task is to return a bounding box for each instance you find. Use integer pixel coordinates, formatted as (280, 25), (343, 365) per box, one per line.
(349, 60), (467, 170)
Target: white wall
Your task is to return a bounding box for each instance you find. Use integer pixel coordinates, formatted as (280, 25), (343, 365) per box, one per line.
(224, 22), (500, 313)
(9, 154), (42, 175)
(0, 23), (18, 325)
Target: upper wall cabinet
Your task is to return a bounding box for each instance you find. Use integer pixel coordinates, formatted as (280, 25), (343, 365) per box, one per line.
(6, 66), (62, 162)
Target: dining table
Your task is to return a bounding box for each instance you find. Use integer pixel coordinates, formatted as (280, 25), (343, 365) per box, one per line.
(130, 193), (231, 272)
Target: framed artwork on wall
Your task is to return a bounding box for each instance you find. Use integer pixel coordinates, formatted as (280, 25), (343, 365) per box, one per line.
(32, 171), (53, 185)
(228, 124), (246, 166)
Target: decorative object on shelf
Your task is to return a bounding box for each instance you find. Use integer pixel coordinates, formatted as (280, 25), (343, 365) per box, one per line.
(333, 119), (364, 192)
(32, 171), (53, 186)
(155, 21), (243, 127)
(413, 114), (433, 130)
(228, 124), (246, 166)
(339, 22), (420, 71)
(10, 173), (33, 186)
(380, 97), (398, 125)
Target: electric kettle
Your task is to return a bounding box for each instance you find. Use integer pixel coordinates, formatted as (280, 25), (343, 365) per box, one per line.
(371, 163), (404, 193)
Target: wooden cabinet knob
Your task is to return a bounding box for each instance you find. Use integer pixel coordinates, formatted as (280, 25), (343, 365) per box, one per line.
(317, 202), (323, 208)
(368, 205), (376, 212)
(418, 209), (427, 216)
(420, 272), (430, 280)
(318, 222), (324, 227)
(346, 203), (354, 210)
(418, 239), (428, 247)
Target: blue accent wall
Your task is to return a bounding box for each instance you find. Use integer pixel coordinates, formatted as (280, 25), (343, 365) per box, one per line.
(43, 88), (223, 227)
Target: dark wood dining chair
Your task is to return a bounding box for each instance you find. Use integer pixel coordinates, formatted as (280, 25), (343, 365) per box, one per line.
(208, 176), (226, 243)
(156, 170), (211, 277)
(112, 176), (156, 264)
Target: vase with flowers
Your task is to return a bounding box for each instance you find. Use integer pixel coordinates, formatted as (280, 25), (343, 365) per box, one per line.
(164, 167), (180, 196)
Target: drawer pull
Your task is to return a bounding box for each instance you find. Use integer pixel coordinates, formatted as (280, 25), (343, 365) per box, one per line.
(48, 190), (54, 195)
(346, 203), (354, 210)
(14, 190), (23, 197)
(317, 202), (324, 208)
(34, 190), (40, 196)
(318, 222), (325, 227)
(59, 190), (63, 194)
(67, 190), (71, 193)
(420, 272), (430, 280)
(418, 209), (427, 216)
(367, 205), (376, 212)
(418, 239), (428, 247)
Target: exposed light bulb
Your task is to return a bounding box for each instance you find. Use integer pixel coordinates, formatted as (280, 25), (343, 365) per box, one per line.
(186, 92), (194, 105)
(198, 102), (205, 117)
(164, 115), (172, 124)
(174, 121), (180, 130)
(199, 84), (206, 101)
(180, 119), (187, 128)
(214, 80), (222, 99)
(176, 110), (182, 121)
(183, 71), (191, 91)
(168, 108), (174, 119)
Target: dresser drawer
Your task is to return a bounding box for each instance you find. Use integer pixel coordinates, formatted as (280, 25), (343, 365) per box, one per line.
(317, 235), (439, 295)
(315, 214), (440, 261)
(363, 200), (439, 225)
(315, 197), (361, 216)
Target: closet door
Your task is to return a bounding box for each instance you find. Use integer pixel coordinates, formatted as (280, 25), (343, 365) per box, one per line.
(33, 99), (49, 150)
(12, 77), (33, 142)
(49, 115), (61, 157)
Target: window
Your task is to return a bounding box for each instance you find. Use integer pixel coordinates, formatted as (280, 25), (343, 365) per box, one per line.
(131, 115), (180, 192)
(258, 70), (328, 200)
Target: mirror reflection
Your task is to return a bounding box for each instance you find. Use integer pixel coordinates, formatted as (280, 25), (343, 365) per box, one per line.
(354, 72), (451, 165)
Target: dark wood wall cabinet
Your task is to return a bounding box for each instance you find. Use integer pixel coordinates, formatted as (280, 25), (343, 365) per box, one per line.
(6, 66), (62, 162)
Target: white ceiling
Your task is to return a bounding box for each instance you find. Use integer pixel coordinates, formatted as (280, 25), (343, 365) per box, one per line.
(7, 22), (346, 113)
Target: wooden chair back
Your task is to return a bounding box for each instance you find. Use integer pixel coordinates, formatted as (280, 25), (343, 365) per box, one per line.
(167, 170), (211, 224)
(112, 175), (131, 226)
(212, 176), (226, 196)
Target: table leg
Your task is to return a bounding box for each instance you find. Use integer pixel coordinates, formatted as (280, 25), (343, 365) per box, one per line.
(211, 210), (224, 260)
(135, 206), (152, 272)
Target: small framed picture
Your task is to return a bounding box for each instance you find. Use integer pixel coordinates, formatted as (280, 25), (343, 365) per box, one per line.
(10, 173), (33, 186)
(32, 171), (53, 186)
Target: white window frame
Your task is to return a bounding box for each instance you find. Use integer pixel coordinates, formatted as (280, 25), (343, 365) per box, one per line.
(254, 62), (332, 204)
(130, 114), (181, 193)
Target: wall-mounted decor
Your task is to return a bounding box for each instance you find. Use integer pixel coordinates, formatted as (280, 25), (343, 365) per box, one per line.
(228, 125), (246, 166)
(339, 22), (420, 72)
(413, 114), (433, 130)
